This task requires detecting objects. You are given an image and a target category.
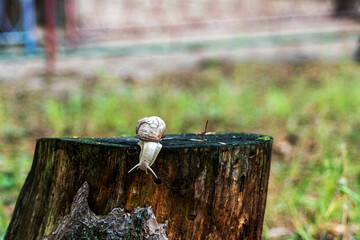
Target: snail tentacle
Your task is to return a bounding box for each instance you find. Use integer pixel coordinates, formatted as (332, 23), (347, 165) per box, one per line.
(146, 163), (158, 178)
(128, 162), (141, 173)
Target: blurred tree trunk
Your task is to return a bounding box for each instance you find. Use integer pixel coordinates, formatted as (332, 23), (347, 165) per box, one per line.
(334, 0), (359, 17)
(5, 133), (273, 240)
(354, 36), (360, 62)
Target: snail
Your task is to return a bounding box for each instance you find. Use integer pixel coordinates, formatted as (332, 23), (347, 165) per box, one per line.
(128, 116), (166, 178)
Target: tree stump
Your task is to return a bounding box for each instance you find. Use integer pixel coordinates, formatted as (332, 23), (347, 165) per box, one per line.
(5, 133), (273, 240)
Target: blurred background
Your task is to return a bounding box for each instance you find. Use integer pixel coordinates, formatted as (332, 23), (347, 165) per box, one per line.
(1, 0), (360, 239)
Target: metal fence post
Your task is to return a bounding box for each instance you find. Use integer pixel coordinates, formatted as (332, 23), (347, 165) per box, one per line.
(22, 0), (37, 54)
(44, 0), (56, 72)
(65, 0), (77, 49)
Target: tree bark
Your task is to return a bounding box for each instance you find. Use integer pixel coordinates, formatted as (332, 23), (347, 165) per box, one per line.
(5, 133), (273, 240)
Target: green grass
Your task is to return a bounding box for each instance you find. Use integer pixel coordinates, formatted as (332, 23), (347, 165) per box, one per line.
(0, 60), (360, 239)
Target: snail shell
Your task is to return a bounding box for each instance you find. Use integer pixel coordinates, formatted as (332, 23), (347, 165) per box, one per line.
(136, 116), (166, 142)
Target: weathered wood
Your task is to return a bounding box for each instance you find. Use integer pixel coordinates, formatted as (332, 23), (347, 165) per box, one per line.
(45, 181), (167, 240)
(5, 133), (273, 240)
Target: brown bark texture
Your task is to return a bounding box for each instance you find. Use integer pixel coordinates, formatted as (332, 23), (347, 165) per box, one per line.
(45, 181), (167, 240)
(5, 133), (273, 240)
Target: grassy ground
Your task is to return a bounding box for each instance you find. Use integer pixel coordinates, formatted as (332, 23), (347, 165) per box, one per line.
(0, 59), (359, 239)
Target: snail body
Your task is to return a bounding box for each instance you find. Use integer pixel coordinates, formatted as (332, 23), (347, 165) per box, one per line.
(128, 116), (166, 178)
(128, 141), (162, 178)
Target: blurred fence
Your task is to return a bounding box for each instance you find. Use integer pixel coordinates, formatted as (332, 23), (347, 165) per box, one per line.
(1, 0), (360, 70)
(72, 0), (358, 43)
(0, 0), (37, 53)
(1, 0), (359, 48)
